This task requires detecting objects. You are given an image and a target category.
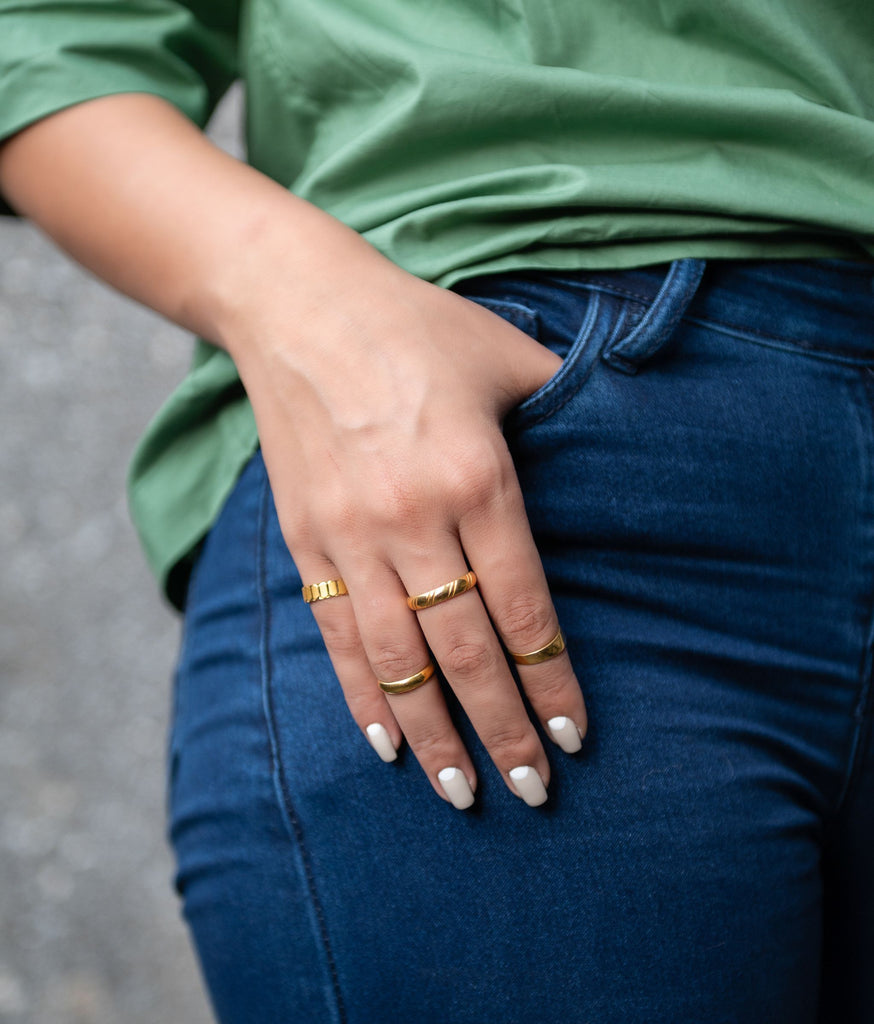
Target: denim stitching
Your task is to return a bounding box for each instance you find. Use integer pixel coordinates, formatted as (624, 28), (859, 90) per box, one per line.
(519, 297), (630, 430)
(684, 316), (874, 368)
(472, 295), (539, 333)
(829, 370), (874, 817)
(566, 279), (872, 364)
(586, 279), (662, 305)
(686, 313), (873, 360)
(543, 272), (651, 301)
(605, 260), (705, 369)
(256, 472), (348, 1024)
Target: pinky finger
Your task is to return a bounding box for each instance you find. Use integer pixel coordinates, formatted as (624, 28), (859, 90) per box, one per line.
(304, 571), (403, 763)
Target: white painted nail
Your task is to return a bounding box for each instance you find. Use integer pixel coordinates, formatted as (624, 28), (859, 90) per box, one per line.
(547, 716), (583, 754)
(365, 723), (398, 763)
(509, 766), (548, 807)
(437, 767), (475, 810)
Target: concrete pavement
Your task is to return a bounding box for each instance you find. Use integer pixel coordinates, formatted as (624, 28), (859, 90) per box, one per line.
(0, 89), (247, 1024)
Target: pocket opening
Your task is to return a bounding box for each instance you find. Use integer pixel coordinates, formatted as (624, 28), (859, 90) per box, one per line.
(467, 295), (541, 340)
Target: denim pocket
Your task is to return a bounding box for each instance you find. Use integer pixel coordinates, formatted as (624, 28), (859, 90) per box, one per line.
(505, 289), (635, 435)
(464, 286), (627, 431)
(497, 261), (707, 435)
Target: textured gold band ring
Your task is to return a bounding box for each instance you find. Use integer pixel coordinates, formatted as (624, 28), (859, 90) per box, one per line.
(302, 578), (348, 603)
(511, 628), (567, 666)
(407, 571), (477, 612)
(377, 662), (436, 695)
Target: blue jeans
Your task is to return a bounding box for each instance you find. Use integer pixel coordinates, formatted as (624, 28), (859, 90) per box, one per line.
(169, 259), (874, 1023)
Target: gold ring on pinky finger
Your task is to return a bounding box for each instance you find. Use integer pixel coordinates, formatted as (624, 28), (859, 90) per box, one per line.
(302, 578), (348, 603)
(378, 662), (436, 695)
(407, 571), (477, 611)
(510, 628), (567, 666)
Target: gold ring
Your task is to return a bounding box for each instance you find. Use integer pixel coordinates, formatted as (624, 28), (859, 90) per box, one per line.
(511, 628), (567, 666)
(378, 662), (436, 695)
(302, 578), (348, 603)
(407, 571), (477, 611)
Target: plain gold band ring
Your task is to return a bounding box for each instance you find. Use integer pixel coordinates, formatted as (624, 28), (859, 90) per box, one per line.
(378, 662), (436, 695)
(302, 578), (348, 603)
(511, 628), (567, 666)
(407, 571), (477, 612)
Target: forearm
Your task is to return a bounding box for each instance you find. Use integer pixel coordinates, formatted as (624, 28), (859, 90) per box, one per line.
(0, 92), (392, 351)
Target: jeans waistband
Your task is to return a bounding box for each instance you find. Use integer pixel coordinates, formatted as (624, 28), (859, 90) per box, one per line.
(544, 259), (874, 363)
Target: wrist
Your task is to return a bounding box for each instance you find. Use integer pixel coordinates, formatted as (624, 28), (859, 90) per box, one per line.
(195, 185), (404, 365)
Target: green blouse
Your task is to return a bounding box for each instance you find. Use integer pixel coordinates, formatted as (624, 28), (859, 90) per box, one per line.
(1, 0), (872, 607)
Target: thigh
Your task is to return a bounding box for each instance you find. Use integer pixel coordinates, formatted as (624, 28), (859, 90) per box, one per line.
(168, 452), (346, 1022)
(501, 260), (874, 1023)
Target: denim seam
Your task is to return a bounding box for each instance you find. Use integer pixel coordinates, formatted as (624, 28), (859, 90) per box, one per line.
(833, 624), (874, 815)
(683, 315), (874, 368)
(575, 281), (873, 363)
(514, 293), (624, 430)
(830, 371), (874, 815)
(472, 295), (539, 329)
(256, 475), (348, 1024)
(547, 276), (657, 307)
(588, 278), (656, 303)
(829, 615), (874, 819)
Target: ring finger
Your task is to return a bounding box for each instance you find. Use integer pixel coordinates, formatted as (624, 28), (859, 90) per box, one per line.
(341, 560), (479, 810)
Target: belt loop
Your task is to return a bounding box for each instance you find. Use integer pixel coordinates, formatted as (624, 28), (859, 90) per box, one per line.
(602, 259), (706, 375)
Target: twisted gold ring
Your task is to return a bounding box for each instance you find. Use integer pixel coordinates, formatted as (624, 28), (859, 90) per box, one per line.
(377, 662), (436, 695)
(510, 628), (567, 666)
(407, 571), (477, 612)
(302, 578), (348, 603)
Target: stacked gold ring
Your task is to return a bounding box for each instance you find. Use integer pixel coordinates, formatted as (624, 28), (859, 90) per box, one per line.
(510, 628), (567, 665)
(407, 571), (477, 611)
(378, 662), (436, 695)
(302, 578), (348, 603)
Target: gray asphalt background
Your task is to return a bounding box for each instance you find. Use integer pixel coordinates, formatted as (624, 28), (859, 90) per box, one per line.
(0, 90), (248, 1023)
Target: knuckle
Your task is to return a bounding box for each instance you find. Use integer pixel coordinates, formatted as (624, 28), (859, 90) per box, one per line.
(371, 642), (425, 683)
(445, 445), (506, 510)
(276, 510), (307, 551)
(441, 634), (496, 680)
(316, 617), (363, 660)
(320, 498), (360, 539)
(501, 594), (553, 648)
(372, 500), (428, 543)
(405, 720), (457, 766)
(372, 476), (429, 534)
(343, 686), (384, 723)
(485, 716), (542, 765)
(524, 666), (571, 708)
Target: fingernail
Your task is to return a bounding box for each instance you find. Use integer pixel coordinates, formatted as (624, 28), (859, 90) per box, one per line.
(437, 767), (476, 810)
(509, 766), (548, 807)
(365, 723), (398, 763)
(547, 716), (583, 754)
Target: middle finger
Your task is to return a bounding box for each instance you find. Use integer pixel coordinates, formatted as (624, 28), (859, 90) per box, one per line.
(400, 557), (551, 806)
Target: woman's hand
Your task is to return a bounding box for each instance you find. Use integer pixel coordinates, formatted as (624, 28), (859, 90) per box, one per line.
(224, 254), (588, 808)
(0, 93), (586, 806)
